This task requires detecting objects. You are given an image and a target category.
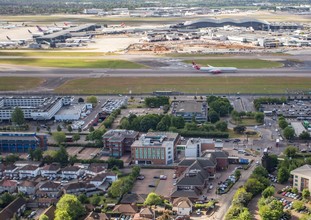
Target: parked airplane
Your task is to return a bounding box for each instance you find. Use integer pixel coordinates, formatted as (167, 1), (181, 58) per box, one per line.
(65, 36), (93, 43)
(6, 36), (29, 45)
(0, 41), (18, 47)
(28, 29), (44, 38)
(192, 61), (238, 74)
(36, 25), (62, 33)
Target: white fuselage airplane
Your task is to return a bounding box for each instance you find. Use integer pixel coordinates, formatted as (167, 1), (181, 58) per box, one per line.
(192, 61), (237, 74)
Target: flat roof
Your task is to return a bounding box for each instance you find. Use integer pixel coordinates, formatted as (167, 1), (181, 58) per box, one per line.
(172, 100), (206, 113)
(291, 121), (306, 136)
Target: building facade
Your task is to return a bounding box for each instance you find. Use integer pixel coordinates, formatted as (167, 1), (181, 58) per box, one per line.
(131, 132), (180, 165)
(171, 100), (208, 123)
(290, 165), (311, 192)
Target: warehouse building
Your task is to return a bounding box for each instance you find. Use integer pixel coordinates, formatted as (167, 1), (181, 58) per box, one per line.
(0, 132), (47, 153)
(171, 100), (208, 123)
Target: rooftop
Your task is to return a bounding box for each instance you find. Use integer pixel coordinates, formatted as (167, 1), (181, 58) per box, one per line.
(290, 164), (311, 177)
(172, 100), (207, 113)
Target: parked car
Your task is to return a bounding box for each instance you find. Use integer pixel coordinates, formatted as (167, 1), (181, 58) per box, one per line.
(160, 175), (167, 180)
(136, 175), (145, 180)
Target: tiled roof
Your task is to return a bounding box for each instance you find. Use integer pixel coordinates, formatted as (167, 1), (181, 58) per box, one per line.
(120, 193), (147, 204)
(0, 180), (17, 187)
(112, 204), (138, 214)
(19, 165), (38, 171)
(41, 163), (61, 171)
(40, 181), (60, 189)
(0, 197), (26, 220)
(85, 211), (109, 220)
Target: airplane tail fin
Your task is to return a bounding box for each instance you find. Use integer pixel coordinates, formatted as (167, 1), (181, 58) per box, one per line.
(28, 30), (32, 34)
(36, 26), (43, 32)
(64, 22), (68, 26)
(54, 23), (58, 26)
(208, 64), (214, 68)
(6, 36), (11, 41)
(192, 61), (200, 70)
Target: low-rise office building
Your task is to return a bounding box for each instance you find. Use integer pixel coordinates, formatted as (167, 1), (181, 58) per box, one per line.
(0, 132), (47, 153)
(103, 129), (139, 157)
(171, 100), (208, 123)
(290, 164), (311, 192)
(131, 132), (180, 165)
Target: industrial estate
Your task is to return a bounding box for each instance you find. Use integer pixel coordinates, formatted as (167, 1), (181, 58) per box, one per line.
(1, 0), (311, 220)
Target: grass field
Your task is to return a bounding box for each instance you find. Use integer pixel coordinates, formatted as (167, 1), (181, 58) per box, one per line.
(0, 77), (43, 91)
(55, 77), (311, 94)
(0, 51), (114, 57)
(185, 59), (283, 69)
(0, 58), (146, 69)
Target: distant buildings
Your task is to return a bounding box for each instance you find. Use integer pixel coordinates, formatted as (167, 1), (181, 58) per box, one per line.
(0, 132), (47, 153)
(103, 129), (139, 157)
(171, 100), (208, 123)
(131, 132), (180, 165)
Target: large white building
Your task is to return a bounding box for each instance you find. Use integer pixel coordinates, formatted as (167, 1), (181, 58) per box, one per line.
(290, 164), (311, 192)
(0, 96), (72, 121)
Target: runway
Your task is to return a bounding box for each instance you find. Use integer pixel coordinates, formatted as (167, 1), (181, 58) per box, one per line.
(0, 65), (311, 78)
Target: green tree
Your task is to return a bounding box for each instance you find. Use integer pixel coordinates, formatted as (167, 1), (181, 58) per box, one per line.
(108, 179), (124, 198)
(283, 127), (295, 139)
(233, 125), (246, 134)
(72, 133), (80, 143)
(57, 125), (62, 132)
(47, 126), (51, 134)
(144, 192), (163, 206)
(67, 125), (72, 133)
(86, 96), (98, 107)
(0, 192), (15, 208)
(90, 194), (101, 206)
(156, 121), (168, 131)
(299, 131), (310, 140)
(259, 199), (283, 220)
(78, 127), (82, 133)
(171, 116), (185, 129)
(89, 126), (95, 132)
(232, 187), (252, 206)
(77, 194), (88, 204)
(262, 186), (275, 198)
(36, 126), (40, 132)
(11, 107), (25, 125)
(252, 166), (269, 178)
(55, 194), (85, 220)
(5, 154), (20, 163)
(39, 214), (49, 220)
(208, 110), (220, 123)
(292, 187), (298, 194)
(284, 146), (297, 158)
(293, 200), (305, 211)
(52, 132), (66, 145)
(32, 148), (43, 161)
(234, 170), (241, 179)
(55, 146), (69, 166)
(302, 189), (310, 200)
(239, 208), (252, 220)
(215, 121), (228, 132)
(277, 167), (290, 184)
(278, 119), (288, 129)
(255, 112), (264, 124)
(244, 178), (265, 196)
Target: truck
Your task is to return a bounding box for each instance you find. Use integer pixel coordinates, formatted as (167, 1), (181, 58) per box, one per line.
(276, 139), (280, 147)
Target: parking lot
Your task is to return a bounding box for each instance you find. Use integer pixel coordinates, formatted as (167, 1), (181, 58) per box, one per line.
(132, 168), (175, 198)
(77, 148), (101, 160)
(66, 147), (83, 156)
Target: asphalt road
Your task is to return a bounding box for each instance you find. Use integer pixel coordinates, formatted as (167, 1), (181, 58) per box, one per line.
(0, 66), (311, 78)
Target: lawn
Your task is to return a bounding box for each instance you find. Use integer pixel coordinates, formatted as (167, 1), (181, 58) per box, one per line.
(0, 58), (146, 69)
(0, 77), (43, 91)
(184, 59), (283, 69)
(54, 77), (311, 94)
(230, 118), (261, 126)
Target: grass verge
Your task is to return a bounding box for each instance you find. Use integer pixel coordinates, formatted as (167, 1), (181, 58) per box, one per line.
(0, 77), (43, 91)
(55, 77), (311, 94)
(0, 58), (146, 69)
(0, 51), (115, 57)
(184, 59), (283, 69)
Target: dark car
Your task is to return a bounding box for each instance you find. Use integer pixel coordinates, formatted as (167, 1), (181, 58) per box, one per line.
(153, 176), (159, 179)
(148, 183), (156, 187)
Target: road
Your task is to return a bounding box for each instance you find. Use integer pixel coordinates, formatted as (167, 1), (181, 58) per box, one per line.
(1, 65), (311, 78)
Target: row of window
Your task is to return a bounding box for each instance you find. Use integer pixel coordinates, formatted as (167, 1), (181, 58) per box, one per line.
(135, 147), (165, 160)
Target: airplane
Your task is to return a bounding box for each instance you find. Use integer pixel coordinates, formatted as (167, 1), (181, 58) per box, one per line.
(36, 25), (62, 33)
(65, 36), (93, 43)
(192, 61), (238, 74)
(6, 36), (28, 45)
(28, 29), (44, 38)
(0, 41), (18, 47)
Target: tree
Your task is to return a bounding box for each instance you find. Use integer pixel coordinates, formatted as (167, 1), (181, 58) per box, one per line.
(78, 127), (82, 133)
(72, 133), (80, 143)
(292, 187), (298, 194)
(57, 125), (62, 132)
(55, 194), (85, 220)
(278, 119), (288, 129)
(78, 194), (88, 204)
(47, 126), (51, 134)
(284, 146), (297, 158)
(78, 97), (84, 103)
(52, 132), (66, 145)
(67, 125), (72, 133)
(293, 200), (305, 211)
(0, 192), (15, 208)
(208, 110), (220, 123)
(252, 166), (269, 178)
(36, 126), (40, 132)
(255, 112), (264, 124)
(233, 125), (246, 134)
(232, 187), (252, 206)
(259, 199), (284, 220)
(171, 116), (185, 129)
(55, 146), (69, 166)
(90, 194), (101, 206)
(215, 121), (228, 132)
(5, 154), (20, 163)
(283, 127), (295, 139)
(39, 214), (49, 220)
(262, 186), (275, 198)
(89, 126), (95, 132)
(32, 148), (43, 161)
(86, 96), (98, 107)
(299, 131), (310, 140)
(302, 189), (310, 200)
(11, 107), (25, 125)
(244, 178), (265, 196)
(144, 192), (163, 206)
(234, 170), (241, 179)
(108, 179), (124, 198)
(277, 167), (290, 184)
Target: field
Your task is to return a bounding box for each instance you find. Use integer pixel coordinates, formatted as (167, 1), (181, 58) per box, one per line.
(0, 58), (146, 69)
(0, 51), (114, 57)
(0, 77), (43, 91)
(54, 76), (311, 94)
(185, 59), (283, 69)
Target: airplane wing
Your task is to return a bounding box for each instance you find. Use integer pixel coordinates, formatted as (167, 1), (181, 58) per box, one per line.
(211, 69), (222, 74)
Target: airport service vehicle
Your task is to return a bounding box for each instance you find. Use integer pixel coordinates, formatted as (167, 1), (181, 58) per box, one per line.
(192, 61), (238, 74)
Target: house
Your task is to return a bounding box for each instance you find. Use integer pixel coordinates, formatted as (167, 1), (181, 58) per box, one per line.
(103, 129), (139, 157)
(63, 182), (96, 195)
(61, 166), (84, 179)
(202, 151), (229, 171)
(37, 181), (62, 198)
(38, 198), (59, 207)
(176, 159), (216, 178)
(85, 211), (109, 220)
(120, 193), (147, 204)
(40, 205), (56, 220)
(18, 165), (41, 179)
(85, 163), (108, 176)
(17, 180), (37, 195)
(133, 207), (154, 220)
(172, 197), (193, 216)
(0, 164), (5, 176)
(112, 204), (138, 216)
(0, 197), (26, 220)
(90, 172), (118, 188)
(14, 161), (42, 168)
(41, 163), (61, 178)
(131, 132), (180, 165)
(0, 180), (17, 193)
(290, 164), (311, 192)
(3, 164), (19, 178)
